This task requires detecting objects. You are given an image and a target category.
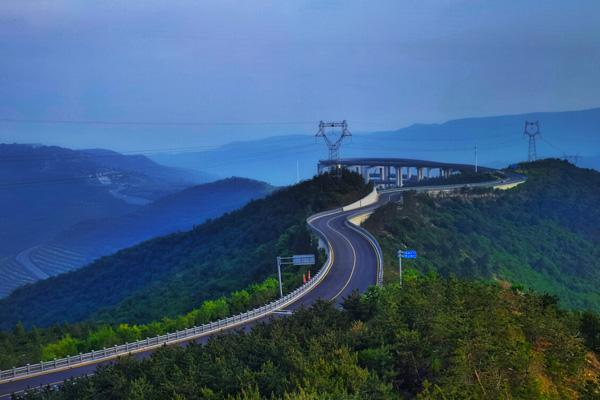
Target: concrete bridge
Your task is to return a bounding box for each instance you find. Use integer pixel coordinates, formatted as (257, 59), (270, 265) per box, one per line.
(318, 158), (493, 188)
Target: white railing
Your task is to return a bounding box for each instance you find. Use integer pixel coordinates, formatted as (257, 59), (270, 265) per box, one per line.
(0, 209), (340, 383)
(0, 187), (389, 383)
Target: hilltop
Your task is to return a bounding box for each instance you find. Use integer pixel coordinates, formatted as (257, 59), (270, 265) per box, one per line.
(365, 159), (600, 311)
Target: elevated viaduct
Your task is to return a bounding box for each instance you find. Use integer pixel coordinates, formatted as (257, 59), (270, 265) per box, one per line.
(318, 158), (494, 188)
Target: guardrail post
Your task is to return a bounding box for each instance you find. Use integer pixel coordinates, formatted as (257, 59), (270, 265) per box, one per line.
(79, 353), (83, 362)
(103, 347), (106, 357)
(41, 361), (44, 371)
(26, 364), (30, 374)
(91, 350), (95, 359)
(12, 367), (16, 378)
(54, 359), (57, 368)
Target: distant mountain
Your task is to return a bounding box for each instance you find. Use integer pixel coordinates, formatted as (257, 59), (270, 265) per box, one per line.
(0, 144), (214, 297)
(151, 107), (600, 185)
(78, 148), (216, 198)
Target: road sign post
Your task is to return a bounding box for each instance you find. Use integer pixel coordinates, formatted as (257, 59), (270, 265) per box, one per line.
(276, 254), (316, 298)
(276, 257), (283, 297)
(397, 250), (417, 286)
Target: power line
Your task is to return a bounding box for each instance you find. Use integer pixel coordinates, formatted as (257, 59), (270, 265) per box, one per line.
(0, 144), (221, 163)
(0, 118), (316, 127)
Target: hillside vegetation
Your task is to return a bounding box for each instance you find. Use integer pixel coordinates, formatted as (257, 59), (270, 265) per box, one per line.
(17, 277), (600, 399)
(364, 159), (600, 311)
(0, 171), (370, 329)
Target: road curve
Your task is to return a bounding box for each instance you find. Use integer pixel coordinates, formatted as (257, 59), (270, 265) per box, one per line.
(0, 196), (387, 398)
(0, 173), (525, 398)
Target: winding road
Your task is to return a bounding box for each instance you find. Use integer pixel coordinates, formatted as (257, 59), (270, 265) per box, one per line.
(0, 175), (524, 398)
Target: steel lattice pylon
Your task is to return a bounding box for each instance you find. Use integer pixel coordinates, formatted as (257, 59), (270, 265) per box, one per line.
(315, 120), (351, 161)
(523, 120), (541, 162)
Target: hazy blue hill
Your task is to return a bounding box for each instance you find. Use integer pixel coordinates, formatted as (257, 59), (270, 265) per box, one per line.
(53, 177), (274, 257)
(151, 107), (600, 185)
(151, 134), (318, 186)
(0, 172), (369, 329)
(0, 143), (211, 297)
(0, 144), (138, 256)
(79, 148), (216, 197)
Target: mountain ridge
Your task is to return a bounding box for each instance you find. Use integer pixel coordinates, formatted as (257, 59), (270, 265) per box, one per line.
(151, 107), (600, 185)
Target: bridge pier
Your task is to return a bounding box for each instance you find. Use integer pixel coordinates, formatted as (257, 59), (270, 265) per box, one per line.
(382, 166), (390, 185)
(396, 166), (403, 187)
(361, 166), (370, 183)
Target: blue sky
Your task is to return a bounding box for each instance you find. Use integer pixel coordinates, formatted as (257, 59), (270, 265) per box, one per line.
(0, 1), (599, 151)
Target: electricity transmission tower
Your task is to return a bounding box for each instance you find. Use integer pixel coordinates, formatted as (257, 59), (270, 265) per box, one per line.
(523, 120), (541, 162)
(315, 120), (351, 161)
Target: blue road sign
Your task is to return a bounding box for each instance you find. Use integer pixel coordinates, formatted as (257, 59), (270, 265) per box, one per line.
(292, 254), (316, 266)
(399, 250), (417, 259)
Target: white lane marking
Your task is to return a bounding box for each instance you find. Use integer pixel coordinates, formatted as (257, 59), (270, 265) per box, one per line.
(345, 221), (382, 286)
(326, 214), (358, 301)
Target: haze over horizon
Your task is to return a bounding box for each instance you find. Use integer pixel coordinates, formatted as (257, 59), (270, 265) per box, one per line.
(1, 1), (599, 152)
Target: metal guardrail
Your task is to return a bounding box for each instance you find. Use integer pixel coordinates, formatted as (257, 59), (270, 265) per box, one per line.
(345, 220), (384, 287)
(0, 209), (340, 383)
(344, 208), (384, 287)
(378, 174), (527, 195)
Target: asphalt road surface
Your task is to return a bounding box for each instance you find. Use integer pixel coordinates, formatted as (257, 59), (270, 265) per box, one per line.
(0, 194), (395, 398)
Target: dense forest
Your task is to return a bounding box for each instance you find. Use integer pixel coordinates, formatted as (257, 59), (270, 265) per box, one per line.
(0, 171), (370, 330)
(16, 276), (600, 399)
(5, 160), (600, 398)
(0, 270), (314, 369)
(365, 159), (600, 311)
